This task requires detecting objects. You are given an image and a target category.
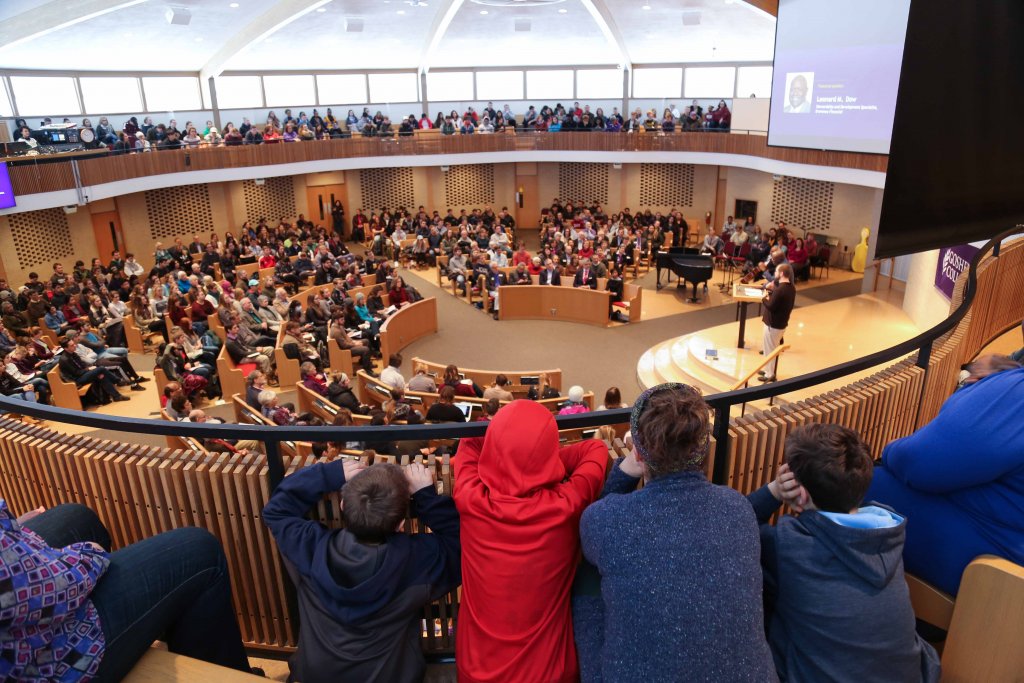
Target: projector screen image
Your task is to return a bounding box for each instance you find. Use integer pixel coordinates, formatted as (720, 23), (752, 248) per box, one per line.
(767, 0), (911, 155)
(0, 164), (15, 210)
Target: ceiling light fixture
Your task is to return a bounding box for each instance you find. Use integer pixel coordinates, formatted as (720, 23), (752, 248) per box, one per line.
(194, 37), (203, 42)
(397, 9), (405, 13)
(558, 8), (567, 12)
(229, 2), (239, 7)
(642, 4), (651, 9)
(480, 9), (488, 14)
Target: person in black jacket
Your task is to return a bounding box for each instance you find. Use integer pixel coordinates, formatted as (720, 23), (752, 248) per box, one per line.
(326, 372), (368, 414)
(759, 263), (796, 383)
(57, 338), (127, 403)
(263, 459), (461, 683)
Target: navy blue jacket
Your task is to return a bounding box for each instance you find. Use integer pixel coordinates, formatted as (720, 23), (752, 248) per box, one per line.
(749, 487), (940, 682)
(263, 461), (461, 683)
(575, 463), (776, 682)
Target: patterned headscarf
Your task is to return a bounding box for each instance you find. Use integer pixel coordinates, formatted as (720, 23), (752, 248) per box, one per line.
(630, 382), (710, 471)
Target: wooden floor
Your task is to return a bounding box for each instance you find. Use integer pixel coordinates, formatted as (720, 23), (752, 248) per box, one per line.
(637, 287), (920, 412)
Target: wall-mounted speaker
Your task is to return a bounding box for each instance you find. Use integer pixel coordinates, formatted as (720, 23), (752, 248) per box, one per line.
(254, 178), (266, 186)
(514, 19), (531, 32)
(345, 18), (364, 32)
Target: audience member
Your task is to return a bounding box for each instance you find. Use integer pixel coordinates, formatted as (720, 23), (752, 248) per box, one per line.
(746, 423), (940, 681)
(867, 356), (1024, 595)
(454, 400), (607, 682)
(574, 383), (776, 682)
(263, 459), (461, 683)
(0, 502), (254, 680)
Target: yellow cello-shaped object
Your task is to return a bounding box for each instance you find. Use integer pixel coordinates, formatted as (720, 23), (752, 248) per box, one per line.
(851, 227), (870, 273)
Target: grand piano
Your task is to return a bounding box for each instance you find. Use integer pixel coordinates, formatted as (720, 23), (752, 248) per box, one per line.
(655, 247), (714, 303)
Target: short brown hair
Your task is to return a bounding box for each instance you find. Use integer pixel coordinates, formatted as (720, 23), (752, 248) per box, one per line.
(633, 386), (710, 478)
(341, 464), (409, 542)
(785, 424), (872, 512)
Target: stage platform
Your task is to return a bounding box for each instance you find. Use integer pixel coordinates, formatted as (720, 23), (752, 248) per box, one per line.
(637, 289), (920, 411)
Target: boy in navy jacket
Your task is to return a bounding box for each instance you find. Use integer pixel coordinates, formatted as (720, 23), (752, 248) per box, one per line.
(749, 424), (940, 682)
(264, 456), (461, 683)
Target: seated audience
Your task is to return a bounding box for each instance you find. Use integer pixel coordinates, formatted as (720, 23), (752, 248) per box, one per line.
(263, 459), (461, 683)
(406, 362), (437, 393)
(747, 423), (940, 681)
(327, 371), (368, 414)
(454, 400), (607, 682)
(0, 502), (254, 680)
(867, 355), (1024, 595)
(425, 385), (467, 423)
(380, 353), (406, 391)
(482, 374), (514, 402)
(574, 384), (776, 682)
(598, 386), (623, 410)
(558, 385), (589, 415)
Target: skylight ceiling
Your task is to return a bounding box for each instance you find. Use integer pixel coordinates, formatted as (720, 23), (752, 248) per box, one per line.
(0, 0), (776, 73)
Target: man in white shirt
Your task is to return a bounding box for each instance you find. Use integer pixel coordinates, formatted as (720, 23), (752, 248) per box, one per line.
(379, 353), (406, 391)
(124, 253), (145, 279)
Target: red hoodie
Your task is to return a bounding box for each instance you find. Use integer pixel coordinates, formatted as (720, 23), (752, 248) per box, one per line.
(454, 400), (608, 683)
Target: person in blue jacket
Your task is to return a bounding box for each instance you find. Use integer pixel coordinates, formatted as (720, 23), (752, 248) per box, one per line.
(574, 383), (776, 683)
(263, 456), (461, 683)
(749, 423), (940, 682)
(867, 355), (1024, 596)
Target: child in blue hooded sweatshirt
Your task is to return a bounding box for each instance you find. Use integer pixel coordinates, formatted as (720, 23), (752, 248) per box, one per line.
(264, 456), (461, 683)
(748, 423), (941, 683)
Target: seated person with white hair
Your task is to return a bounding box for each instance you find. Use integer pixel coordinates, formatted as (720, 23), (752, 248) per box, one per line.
(558, 385), (589, 415)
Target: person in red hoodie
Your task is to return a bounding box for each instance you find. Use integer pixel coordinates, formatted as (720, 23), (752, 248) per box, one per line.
(454, 399), (608, 683)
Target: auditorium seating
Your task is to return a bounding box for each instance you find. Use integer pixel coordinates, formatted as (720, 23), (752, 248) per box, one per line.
(355, 369), (593, 416)
(46, 364), (92, 411)
(907, 557), (1024, 681)
(410, 358), (563, 395)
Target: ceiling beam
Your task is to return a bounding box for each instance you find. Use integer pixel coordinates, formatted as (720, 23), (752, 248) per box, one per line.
(419, 0), (466, 74)
(742, 0), (779, 19)
(198, 0), (334, 86)
(579, 0), (633, 68)
(0, 0), (149, 51)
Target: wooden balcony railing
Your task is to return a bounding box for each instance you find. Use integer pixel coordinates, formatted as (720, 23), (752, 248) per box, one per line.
(5, 131), (888, 198)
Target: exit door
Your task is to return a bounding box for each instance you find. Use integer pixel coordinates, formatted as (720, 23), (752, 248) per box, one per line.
(306, 184), (348, 237)
(91, 211), (126, 263)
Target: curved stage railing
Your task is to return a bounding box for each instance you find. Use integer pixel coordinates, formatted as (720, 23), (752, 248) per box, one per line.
(6, 131), (887, 196)
(0, 227), (1020, 652)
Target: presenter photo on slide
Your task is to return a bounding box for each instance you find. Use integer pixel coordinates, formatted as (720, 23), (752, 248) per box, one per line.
(784, 72), (813, 113)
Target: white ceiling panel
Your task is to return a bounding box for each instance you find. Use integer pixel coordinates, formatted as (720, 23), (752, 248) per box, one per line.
(610, 0), (776, 64)
(430, 0), (617, 68)
(0, 0), (283, 71)
(0, 0), (776, 74)
(222, 0), (446, 71)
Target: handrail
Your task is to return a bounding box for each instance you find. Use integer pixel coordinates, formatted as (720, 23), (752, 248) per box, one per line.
(3, 131), (887, 197)
(0, 225), (1018, 491)
(729, 344), (790, 391)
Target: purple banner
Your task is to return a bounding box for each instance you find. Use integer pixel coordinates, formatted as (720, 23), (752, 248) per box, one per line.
(0, 163), (14, 210)
(935, 244), (979, 299)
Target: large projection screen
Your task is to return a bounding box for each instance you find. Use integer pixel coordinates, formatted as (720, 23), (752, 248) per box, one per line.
(767, 0), (911, 155)
(877, 0), (1024, 258)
